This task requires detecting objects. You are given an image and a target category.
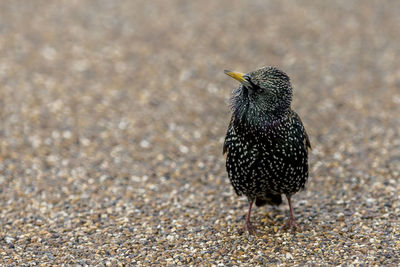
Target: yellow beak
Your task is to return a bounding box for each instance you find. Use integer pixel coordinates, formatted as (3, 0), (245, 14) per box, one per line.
(224, 70), (246, 83)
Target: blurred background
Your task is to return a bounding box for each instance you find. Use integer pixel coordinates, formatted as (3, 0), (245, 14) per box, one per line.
(0, 0), (399, 265)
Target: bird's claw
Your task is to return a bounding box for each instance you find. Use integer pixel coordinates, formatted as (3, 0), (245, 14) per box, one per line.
(244, 221), (258, 235)
(281, 218), (302, 232)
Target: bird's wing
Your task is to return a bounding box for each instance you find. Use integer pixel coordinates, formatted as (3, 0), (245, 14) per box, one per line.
(291, 111), (311, 150)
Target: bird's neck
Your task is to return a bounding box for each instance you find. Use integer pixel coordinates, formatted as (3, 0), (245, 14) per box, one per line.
(233, 104), (290, 132)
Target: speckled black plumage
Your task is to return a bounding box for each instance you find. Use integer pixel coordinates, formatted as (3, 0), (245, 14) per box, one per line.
(223, 66), (311, 234)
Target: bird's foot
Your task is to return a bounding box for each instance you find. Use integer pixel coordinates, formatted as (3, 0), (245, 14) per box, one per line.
(281, 218), (302, 232)
(243, 220), (257, 235)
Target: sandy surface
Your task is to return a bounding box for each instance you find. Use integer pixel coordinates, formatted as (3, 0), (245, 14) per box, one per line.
(0, 0), (399, 265)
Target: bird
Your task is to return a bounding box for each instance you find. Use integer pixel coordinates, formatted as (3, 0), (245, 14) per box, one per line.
(223, 66), (311, 234)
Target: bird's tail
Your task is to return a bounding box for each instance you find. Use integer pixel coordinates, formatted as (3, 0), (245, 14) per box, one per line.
(255, 193), (282, 207)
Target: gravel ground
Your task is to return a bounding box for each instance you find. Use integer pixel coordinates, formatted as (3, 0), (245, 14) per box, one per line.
(0, 0), (399, 265)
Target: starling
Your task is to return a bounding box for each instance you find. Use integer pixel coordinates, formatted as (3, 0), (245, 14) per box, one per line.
(223, 66), (311, 234)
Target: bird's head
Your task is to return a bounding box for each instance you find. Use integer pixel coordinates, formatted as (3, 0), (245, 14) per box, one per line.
(225, 66), (293, 126)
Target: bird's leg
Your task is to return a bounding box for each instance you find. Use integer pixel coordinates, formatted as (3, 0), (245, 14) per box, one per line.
(244, 199), (257, 235)
(282, 195), (301, 231)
